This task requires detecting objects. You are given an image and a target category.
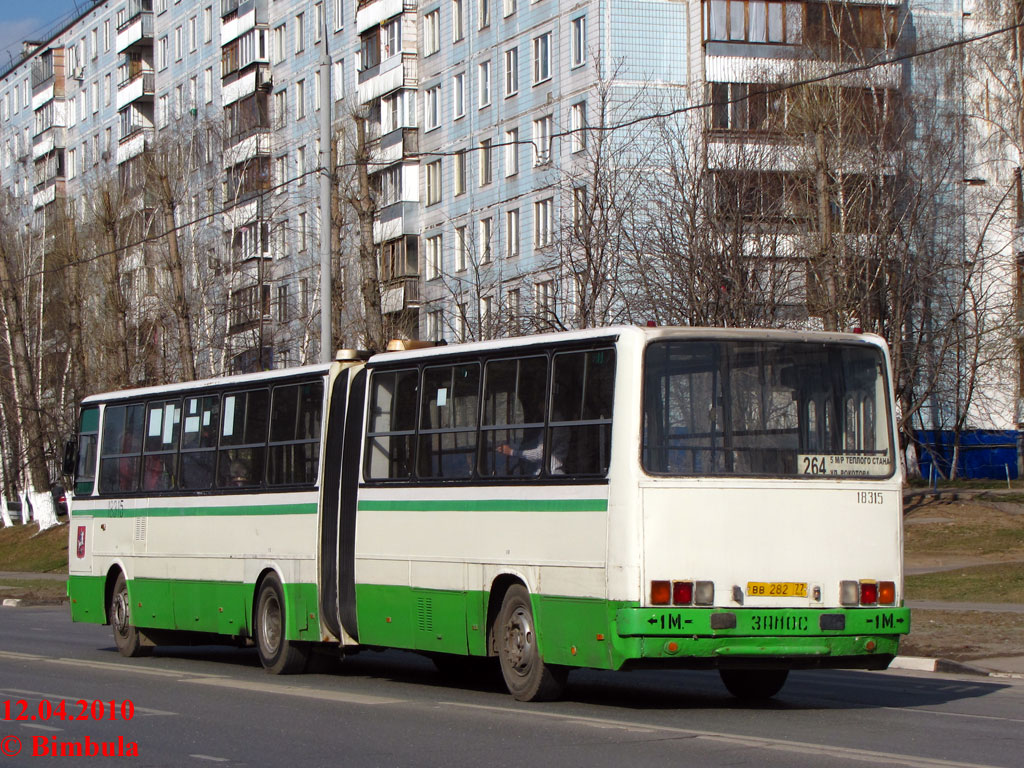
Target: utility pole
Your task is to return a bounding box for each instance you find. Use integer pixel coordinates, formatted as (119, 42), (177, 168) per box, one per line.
(318, 15), (333, 363)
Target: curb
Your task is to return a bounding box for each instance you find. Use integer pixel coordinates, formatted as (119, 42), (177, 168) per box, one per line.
(1, 598), (23, 607)
(891, 655), (1024, 680)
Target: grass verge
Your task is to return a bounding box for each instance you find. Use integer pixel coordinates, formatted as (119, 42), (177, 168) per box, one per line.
(907, 563), (1024, 603)
(0, 522), (69, 572)
(0, 577), (67, 603)
(900, 609), (1024, 661)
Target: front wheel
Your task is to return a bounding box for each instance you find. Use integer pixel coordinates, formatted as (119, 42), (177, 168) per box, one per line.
(719, 669), (789, 700)
(494, 585), (567, 701)
(255, 573), (310, 674)
(109, 573), (151, 658)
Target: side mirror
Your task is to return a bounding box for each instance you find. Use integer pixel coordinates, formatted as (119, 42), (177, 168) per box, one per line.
(62, 439), (78, 476)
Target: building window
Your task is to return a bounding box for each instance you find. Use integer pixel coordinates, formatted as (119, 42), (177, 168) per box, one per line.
(333, 0), (344, 30)
(273, 25), (286, 63)
(360, 28), (380, 70)
(296, 79), (305, 119)
(425, 159), (442, 204)
(427, 309), (443, 341)
(478, 61), (491, 108)
(706, 0), (809, 45)
(425, 234), (443, 279)
(315, 70), (322, 110)
(570, 101), (586, 152)
(175, 26), (182, 60)
(295, 12), (306, 53)
(504, 128), (519, 176)
(453, 0), (465, 42)
(274, 89), (287, 129)
(572, 186), (587, 230)
(479, 138), (493, 186)
(204, 6), (213, 43)
(535, 279), (556, 324)
(333, 59), (346, 100)
(158, 36), (168, 69)
(277, 284), (290, 323)
(453, 72), (465, 119)
(533, 32), (551, 84)
(503, 0), (516, 17)
(504, 48), (518, 97)
(571, 16), (586, 68)
(425, 85), (441, 130)
(455, 225), (468, 271)
(298, 211), (308, 251)
(204, 67), (213, 103)
(479, 217), (493, 264)
(506, 208), (519, 257)
(534, 198), (553, 247)
(424, 10), (440, 55)
(455, 149), (467, 195)
(507, 288), (521, 332)
(190, 16), (198, 51)
(532, 115), (552, 165)
(315, 3), (324, 43)
(383, 17), (401, 58)
(479, 0), (491, 28)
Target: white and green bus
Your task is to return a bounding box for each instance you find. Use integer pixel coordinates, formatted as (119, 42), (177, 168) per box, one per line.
(67, 326), (910, 701)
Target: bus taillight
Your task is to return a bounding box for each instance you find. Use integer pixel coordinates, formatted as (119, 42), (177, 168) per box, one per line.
(860, 581), (879, 605)
(879, 581), (896, 605)
(651, 580), (671, 605)
(672, 581), (693, 605)
(694, 581), (715, 605)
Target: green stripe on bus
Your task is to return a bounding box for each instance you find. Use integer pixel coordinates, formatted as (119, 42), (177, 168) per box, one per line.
(357, 498), (608, 513)
(81, 503), (318, 519)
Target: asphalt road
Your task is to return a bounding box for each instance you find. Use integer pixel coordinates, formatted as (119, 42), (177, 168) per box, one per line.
(0, 606), (1021, 767)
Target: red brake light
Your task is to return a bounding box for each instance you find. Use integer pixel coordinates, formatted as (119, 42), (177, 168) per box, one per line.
(860, 581), (878, 605)
(672, 581), (693, 605)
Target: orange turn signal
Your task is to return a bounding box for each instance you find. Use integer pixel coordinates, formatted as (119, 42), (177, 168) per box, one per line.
(879, 581), (896, 605)
(651, 580), (671, 605)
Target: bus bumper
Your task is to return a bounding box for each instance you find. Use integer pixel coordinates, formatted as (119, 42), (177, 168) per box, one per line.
(610, 606), (911, 670)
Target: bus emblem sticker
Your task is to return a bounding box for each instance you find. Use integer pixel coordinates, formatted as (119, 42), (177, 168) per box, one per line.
(76, 526), (86, 558)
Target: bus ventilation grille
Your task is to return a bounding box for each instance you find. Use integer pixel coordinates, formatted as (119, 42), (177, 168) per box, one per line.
(134, 517), (147, 543)
(416, 596), (434, 633)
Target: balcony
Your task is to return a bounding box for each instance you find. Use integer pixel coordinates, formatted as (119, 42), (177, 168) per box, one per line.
(381, 276), (421, 313)
(221, 0), (240, 17)
(116, 71), (155, 110)
(116, 12), (154, 54)
(31, 61), (55, 89)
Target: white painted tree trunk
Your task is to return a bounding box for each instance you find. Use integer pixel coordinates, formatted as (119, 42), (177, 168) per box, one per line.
(28, 488), (58, 531)
(0, 496), (11, 527)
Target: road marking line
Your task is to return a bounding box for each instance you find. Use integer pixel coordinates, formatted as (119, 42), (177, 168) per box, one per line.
(190, 755), (230, 762)
(183, 677), (402, 705)
(882, 706), (1024, 725)
(442, 701), (1003, 768)
(19, 724), (61, 732)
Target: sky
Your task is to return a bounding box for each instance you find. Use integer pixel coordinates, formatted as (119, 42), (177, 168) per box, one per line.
(0, 0), (94, 70)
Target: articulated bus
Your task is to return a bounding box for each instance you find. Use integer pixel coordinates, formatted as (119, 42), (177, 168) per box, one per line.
(66, 326), (910, 701)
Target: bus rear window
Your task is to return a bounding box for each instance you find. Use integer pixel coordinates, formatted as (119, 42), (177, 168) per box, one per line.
(642, 340), (893, 478)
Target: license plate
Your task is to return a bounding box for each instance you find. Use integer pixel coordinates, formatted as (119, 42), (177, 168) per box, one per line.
(747, 581), (808, 598)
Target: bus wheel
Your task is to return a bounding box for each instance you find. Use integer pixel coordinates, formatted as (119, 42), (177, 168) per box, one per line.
(719, 669), (789, 700)
(255, 574), (310, 674)
(109, 573), (150, 658)
(495, 585), (567, 701)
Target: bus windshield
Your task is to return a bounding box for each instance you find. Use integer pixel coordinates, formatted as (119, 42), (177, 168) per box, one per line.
(642, 339), (894, 478)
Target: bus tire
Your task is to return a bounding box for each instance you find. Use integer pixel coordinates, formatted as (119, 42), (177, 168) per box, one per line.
(719, 668), (789, 700)
(495, 585), (567, 701)
(109, 572), (151, 658)
(255, 573), (310, 674)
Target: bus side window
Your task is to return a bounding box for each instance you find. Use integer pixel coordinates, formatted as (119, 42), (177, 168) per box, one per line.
(480, 356), (548, 478)
(75, 406), (100, 495)
(365, 369), (418, 480)
(550, 348), (615, 476)
(180, 395), (220, 490)
(417, 363), (480, 479)
(217, 389), (269, 488)
(142, 400), (182, 491)
(99, 403), (145, 493)
(267, 380), (324, 485)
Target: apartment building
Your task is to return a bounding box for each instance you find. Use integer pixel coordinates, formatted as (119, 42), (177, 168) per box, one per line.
(0, 0), (1018, 438)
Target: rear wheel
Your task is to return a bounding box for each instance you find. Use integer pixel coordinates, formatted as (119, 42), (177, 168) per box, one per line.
(255, 573), (310, 674)
(109, 573), (151, 658)
(494, 585), (567, 701)
(719, 669), (789, 700)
